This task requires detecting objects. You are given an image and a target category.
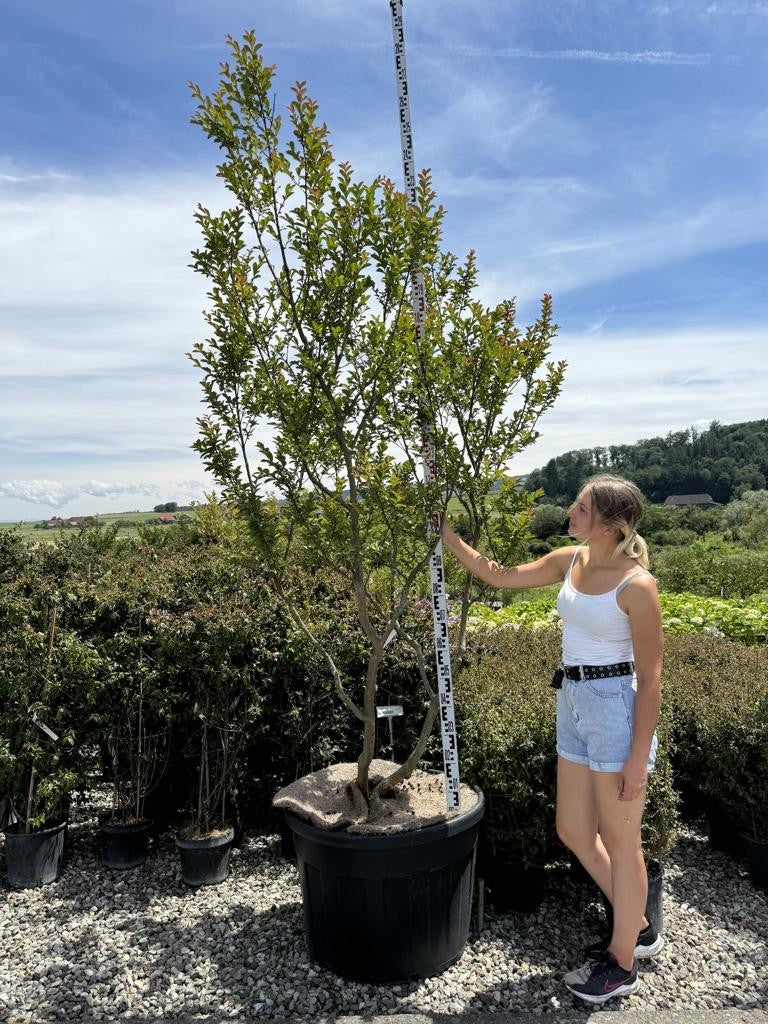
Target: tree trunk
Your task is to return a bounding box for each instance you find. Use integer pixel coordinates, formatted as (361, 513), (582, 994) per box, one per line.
(356, 652), (382, 801)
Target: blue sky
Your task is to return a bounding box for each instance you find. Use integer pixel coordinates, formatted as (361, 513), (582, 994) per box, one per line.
(2, 0), (767, 520)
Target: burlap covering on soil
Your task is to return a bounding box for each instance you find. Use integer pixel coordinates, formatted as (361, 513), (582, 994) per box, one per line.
(272, 758), (480, 834)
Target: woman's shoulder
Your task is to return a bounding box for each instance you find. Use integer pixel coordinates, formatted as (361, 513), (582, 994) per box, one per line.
(550, 544), (582, 572)
(620, 566), (658, 598)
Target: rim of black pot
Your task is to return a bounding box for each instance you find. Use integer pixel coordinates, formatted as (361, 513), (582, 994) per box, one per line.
(97, 812), (153, 830)
(284, 784), (485, 849)
(3, 818), (67, 837)
(174, 824), (235, 847)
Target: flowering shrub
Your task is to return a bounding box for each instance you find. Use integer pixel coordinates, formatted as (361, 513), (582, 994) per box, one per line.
(659, 593), (768, 644)
(652, 538), (768, 598)
(465, 598), (560, 632)
(466, 592), (768, 645)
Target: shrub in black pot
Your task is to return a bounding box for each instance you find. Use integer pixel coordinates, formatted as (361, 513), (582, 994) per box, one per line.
(0, 592), (99, 888)
(452, 623), (560, 913)
(188, 29), (562, 984)
(664, 633), (765, 863)
(149, 593), (267, 886)
(87, 609), (172, 870)
(705, 669), (768, 887)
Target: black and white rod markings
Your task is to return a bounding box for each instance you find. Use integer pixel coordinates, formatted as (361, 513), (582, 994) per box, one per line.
(388, 0), (460, 812)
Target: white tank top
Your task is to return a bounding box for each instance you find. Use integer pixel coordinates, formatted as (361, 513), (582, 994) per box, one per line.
(556, 545), (651, 666)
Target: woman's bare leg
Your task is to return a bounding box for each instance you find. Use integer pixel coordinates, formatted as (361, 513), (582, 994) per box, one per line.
(556, 756), (614, 899)
(556, 757), (649, 939)
(592, 771), (649, 971)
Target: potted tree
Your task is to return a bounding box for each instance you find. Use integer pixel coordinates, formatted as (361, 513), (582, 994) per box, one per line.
(187, 33), (564, 982)
(0, 596), (95, 888)
(93, 610), (171, 870)
(148, 593), (263, 886)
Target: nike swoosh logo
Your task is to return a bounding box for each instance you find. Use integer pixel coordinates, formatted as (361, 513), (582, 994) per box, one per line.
(604, 979), (629, 992)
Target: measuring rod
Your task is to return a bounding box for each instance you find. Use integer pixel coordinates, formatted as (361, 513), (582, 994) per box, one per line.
(388, 0), (460, 812)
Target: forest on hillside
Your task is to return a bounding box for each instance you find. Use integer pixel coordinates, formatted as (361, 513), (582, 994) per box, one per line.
(525, 419), (768, 506)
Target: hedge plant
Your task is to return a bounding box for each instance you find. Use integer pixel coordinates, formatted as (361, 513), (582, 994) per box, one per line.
(2, 522), (762, 864)
(662, 633), (768, 841)
(0, 558), (103, 832)
(454, 624), (560, 871)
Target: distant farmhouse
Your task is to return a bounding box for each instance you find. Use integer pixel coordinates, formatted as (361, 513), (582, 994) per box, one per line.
(42, 512), (180, 529)
(42, 515), (95, 529)
(663, 493), (720, 509)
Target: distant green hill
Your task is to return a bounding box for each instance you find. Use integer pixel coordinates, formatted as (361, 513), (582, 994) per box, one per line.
(0, 509), (198, 541)
(525, 419), (768, 505)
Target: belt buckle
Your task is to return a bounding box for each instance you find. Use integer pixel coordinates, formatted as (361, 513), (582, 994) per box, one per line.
(576, 664), (584, 682)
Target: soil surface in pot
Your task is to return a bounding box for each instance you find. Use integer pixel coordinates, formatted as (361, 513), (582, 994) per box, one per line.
(273, 758), (480, 834)
(176, 824), (233, 841)
(99, 816), (150, 827)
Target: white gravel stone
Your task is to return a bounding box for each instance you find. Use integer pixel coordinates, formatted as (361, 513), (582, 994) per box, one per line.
(0, 785), (766, 1020)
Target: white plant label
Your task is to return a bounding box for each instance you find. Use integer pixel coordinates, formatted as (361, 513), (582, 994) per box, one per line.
(376, 705), (404, 719)
(389, 0), (460, 812)
(31, 712), (59, 742)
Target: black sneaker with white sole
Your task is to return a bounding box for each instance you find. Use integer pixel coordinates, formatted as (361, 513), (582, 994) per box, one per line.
(584, 921), (664, 961)
(564, 950), (640, 1004)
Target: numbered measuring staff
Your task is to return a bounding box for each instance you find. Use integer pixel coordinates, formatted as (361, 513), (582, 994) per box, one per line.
(389, 0), (460, 811)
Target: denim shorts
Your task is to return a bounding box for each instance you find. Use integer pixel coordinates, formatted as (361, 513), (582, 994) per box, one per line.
(556, 672), (658, 773)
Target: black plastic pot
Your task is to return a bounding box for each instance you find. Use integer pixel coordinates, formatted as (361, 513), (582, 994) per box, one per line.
(175, 826), (235, 887)
(486, 860), (546, 913)
(645, 858), (664, 934)
(475, 826), (548, 913)
(98, 815), (152, 870)
(747, 837), (768, 891)
(705, 799), (745, 856)
(601, 858), (665, 936)
(279, 815), (296, 860)
(675, 781), (707, 823)
(284, 786), (485, 983)
(3, 820), (66, 888)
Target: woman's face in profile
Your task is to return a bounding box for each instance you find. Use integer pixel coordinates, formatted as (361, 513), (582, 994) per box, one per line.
(567, 488), (598, 541)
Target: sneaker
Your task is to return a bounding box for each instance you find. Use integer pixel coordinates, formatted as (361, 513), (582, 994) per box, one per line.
(584, 921), (664, 961)
(564, 950), (640, 1004)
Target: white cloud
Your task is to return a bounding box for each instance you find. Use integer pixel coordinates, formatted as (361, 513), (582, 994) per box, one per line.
(0, 477), (217, 519)
(470, 191), (768, 308)
(1, 152), (766, 517)
(0, 156), (76, 185)
(0, 174), (218, 313)
(0, 479), (162, 510)
(513, 325), (768, 471)
(432, 43), (725, 65)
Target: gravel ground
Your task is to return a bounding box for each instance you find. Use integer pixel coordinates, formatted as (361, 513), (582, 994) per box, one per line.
(1, 785), (766, 1021)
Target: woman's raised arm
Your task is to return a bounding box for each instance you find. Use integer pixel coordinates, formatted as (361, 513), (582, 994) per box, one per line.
(441, 521), (570, 590)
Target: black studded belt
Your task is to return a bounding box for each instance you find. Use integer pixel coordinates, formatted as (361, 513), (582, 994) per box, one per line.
(550, 661), (635, 689)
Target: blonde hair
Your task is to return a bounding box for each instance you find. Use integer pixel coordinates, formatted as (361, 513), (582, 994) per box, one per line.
(579, 474), (650, 570)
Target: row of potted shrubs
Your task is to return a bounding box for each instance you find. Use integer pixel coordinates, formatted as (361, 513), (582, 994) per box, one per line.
(3, 802), (236, 889)
(1, 527), (766, 899)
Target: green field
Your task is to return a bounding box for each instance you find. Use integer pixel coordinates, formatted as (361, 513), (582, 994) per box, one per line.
(0, 493), (512, 557)
(0, 510), (199, 543)
(0, 494), (484, 543)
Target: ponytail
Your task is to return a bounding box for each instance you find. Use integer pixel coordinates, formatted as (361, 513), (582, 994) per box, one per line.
(583, 474), (651, 570)
(614, 525), (650, 569)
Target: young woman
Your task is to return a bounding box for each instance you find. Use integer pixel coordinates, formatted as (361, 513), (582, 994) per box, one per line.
(441, 474), (663, 1005)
